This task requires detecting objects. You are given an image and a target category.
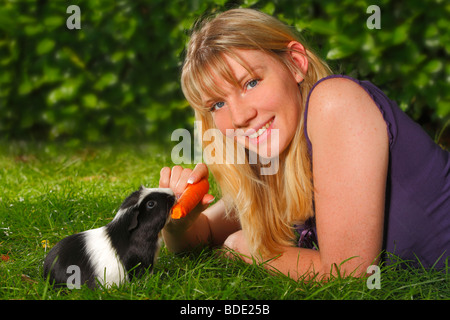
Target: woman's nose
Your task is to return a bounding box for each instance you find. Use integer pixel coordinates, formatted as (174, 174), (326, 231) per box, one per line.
(229, 99), (257, 129)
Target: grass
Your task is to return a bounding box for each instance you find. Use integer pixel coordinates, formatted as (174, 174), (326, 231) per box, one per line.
(0, 141), (449, 301)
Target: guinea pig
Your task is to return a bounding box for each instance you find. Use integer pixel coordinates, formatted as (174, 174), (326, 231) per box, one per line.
(43, 187), (176, 289)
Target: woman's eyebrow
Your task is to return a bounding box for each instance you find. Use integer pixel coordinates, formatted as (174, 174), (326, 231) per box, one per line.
(236, 66), (265, 84)
(204, 97), (218, 106)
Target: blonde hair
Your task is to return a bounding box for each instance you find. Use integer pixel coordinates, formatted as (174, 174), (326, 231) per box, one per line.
(181, 8), (332, 258)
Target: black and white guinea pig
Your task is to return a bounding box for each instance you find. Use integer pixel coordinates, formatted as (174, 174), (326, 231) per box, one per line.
(43, 187), (176, 289)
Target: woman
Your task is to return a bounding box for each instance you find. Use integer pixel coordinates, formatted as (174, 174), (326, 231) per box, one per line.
(160, 8), (450, 280)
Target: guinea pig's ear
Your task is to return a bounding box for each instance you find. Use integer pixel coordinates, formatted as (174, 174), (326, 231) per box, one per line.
(128, 207), (139, 231)
(120, 189), (141, 210)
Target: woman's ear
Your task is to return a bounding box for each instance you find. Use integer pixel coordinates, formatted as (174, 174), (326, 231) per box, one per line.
(286, 41), (308, 83)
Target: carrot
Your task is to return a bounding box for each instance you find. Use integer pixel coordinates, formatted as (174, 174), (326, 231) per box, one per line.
(171, 178), (210, 219)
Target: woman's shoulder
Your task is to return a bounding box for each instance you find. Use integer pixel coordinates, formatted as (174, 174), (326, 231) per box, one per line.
(308, 75), (381, 118)
(308, 75), (370, 112)
(306, 75), (387, 143)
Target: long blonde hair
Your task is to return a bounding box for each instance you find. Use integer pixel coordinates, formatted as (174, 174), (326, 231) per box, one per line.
(181, 8), (332, 258)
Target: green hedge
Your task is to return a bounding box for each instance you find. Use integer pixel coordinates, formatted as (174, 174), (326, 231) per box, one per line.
(0, 0), (448, 145)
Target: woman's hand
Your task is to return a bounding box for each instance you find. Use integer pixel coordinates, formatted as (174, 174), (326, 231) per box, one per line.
(159, 163), (214, 232)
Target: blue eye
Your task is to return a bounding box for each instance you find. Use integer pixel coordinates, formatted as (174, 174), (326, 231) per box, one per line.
(210, 101), (225, 112)
(246, 79), (259, 90)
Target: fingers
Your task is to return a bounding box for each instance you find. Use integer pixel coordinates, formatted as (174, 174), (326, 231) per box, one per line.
(159, 164), (210, 199)
(169, 165), (184, 190)
(201, 193), (215, 205)
(159, 167), (171, 188)
(187, 163), (209, 184)
(172, 166), (192, 198)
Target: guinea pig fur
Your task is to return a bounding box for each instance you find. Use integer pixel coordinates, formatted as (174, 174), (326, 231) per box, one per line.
(43, 187), (175, 289)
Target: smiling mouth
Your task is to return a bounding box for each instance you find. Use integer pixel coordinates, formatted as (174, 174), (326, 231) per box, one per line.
(248, 118), (274, 139)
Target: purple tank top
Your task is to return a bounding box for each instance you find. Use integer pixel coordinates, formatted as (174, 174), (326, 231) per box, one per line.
(299, 74), (450, 269)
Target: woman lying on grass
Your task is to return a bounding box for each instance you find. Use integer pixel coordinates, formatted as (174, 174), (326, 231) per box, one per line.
(160, 8), (450, 280)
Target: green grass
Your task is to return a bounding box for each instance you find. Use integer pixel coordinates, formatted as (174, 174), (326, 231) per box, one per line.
(0, 141), (448, 300)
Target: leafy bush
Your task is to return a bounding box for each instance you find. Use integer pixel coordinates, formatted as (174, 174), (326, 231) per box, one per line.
(0, 0), (448, 146)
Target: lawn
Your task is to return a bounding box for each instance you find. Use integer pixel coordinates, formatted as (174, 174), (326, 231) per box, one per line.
(0, 141), (448, 301)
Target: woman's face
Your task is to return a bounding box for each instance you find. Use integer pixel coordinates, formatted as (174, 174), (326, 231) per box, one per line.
(202, 49), (303, 159)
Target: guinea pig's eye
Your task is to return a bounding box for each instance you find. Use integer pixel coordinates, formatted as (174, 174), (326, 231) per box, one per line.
(146, 200), (157, 209)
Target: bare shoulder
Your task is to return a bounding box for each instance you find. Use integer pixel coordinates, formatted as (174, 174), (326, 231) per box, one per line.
(306, 76), (385, 142)
(307, 76), (376, 117)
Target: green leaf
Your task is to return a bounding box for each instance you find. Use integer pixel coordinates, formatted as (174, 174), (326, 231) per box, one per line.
(413, 72), (428, 89)
(242, 0), (259, 7)
(261, 2), (275, 15)
(47, 79), (80, 105)
(423, 60), (443, 74)
(36, 38), (55, 55)
(326, 46), (353, 60)
(436, 100), (450, 118)
(24, 24), (43, 36)
(83, 94), (98, 109)
(308, 19), (336, 35)
(391, 23), (410, 45)
(18, 80), (33, 95)
(94, 73), (118, 90)
(43, 16), (64, 29)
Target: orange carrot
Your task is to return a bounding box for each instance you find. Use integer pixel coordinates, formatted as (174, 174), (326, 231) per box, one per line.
(171, 178), (210, 219)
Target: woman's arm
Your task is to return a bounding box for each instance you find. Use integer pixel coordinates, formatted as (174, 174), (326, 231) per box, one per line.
(163, 199), (241, 253)
(308, 77), (389, 276)
(223, 230), (322, 280)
